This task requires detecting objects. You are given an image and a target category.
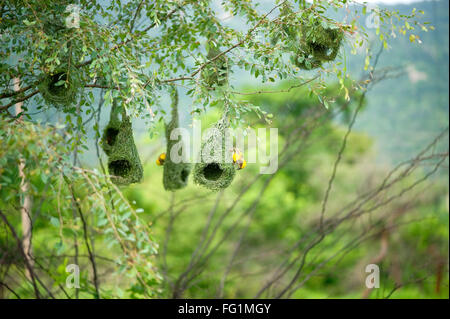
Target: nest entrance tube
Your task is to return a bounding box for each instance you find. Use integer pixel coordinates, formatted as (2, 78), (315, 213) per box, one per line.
(162, 88), (191, 191)
(101, 104), (122, 156)
(101, 100), (143, 186)
(193, 108), (236, 191)
(104, 127), (119, 148)
(180, 168), (190, 183)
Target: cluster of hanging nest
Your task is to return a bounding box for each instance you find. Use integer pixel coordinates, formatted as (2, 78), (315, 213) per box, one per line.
(101, 100), (143, 186)
(98, 88), (240, 190)
(95, 17), (344, 188)
(160, 88), (238, 191)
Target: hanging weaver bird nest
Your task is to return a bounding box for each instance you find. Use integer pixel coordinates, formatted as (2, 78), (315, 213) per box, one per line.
(193, 109), (236, 191)
(38, 66), (82, 108)
(163, 88), (191, 191)
(201, 48), (229, 89)
(101, 100), (143, 186)
(293, 21), (344, 70)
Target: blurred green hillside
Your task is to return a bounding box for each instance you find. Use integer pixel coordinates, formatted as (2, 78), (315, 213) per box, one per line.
(348, 0), (449, 164)
(121, 81), (448, 298)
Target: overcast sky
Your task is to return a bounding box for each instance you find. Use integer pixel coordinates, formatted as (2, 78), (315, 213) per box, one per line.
(354, 0), (429, 3)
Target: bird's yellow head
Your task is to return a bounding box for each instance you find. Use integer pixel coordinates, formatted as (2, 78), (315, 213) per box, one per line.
(156, 153), (166, 166)
(233, 149), (246, 170)
(237, 159), (247, 170)
(232, 150), (243, 163)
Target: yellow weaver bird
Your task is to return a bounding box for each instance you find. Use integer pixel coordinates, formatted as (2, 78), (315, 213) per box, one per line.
(156, 153), (166, 166)
(232, 149), (247, 170)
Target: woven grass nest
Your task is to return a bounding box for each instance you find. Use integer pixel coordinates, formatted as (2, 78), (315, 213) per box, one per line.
(193, 109), (236, 191)
(293, 21), (344, 70)
(38, 67), (82, 108)
(163, 88), (191, 191)
(201, 48), (229, 89)
(101, 101), (143, 186)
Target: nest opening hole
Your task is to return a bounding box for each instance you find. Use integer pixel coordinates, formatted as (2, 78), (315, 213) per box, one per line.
(310, 42), (328, 55)
(105, 127), (119, 146)
(109, 159), (131, 177)
(203, 163), (223, 181)
(181, 169), (189, 183)
(49, 72), (68, 95)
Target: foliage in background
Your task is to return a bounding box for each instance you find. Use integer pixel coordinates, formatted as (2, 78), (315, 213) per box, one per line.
(0, 0), (446, 299)
(124, 84), (448, 298)
(0, 116), (160, 298)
